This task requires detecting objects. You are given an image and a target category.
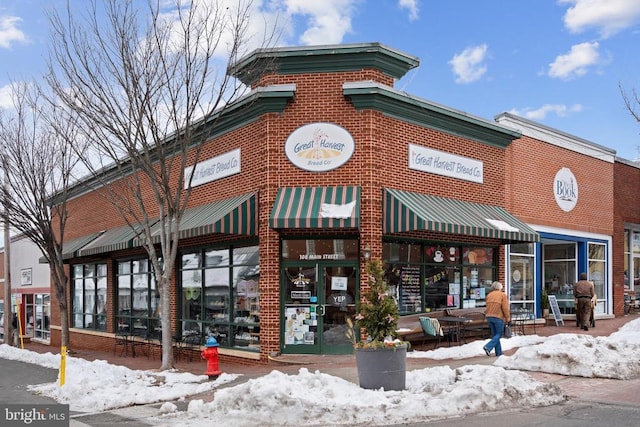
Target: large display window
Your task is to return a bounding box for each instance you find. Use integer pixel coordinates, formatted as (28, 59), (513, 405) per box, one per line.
(508, 243), (536, 312)
(72, 263), (107, 331)
(178, 244), (260, 351)
(543, 243), (576, 314)
(383, 241), (497, 314)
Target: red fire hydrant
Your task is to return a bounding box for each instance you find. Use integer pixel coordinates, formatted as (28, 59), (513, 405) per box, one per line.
(201, 336), (222, 379)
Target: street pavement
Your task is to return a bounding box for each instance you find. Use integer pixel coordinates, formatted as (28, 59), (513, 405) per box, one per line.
(5, 312), (640, 426)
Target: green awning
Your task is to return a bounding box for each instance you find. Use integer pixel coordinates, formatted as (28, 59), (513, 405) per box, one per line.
(383, 188), (539, 242)
(270, 186), (360, 229)
(145, 192), (257, 243)
(77, 193), (256, 256)
(77, 225), (144, 257)
(40, 232), (103, 263)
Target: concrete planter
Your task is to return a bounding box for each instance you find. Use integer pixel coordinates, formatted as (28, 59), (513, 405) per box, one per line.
(355, 344), (407, 391)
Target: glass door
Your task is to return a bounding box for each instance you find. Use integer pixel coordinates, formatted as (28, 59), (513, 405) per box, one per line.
(322, 265), (357, 354)
(281, 263), (357, 354)
(283, 265), (320, 354)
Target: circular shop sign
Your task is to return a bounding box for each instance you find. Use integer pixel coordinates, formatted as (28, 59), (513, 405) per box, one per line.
(285, 123), (355, 172)
(553, 167), (578, 212)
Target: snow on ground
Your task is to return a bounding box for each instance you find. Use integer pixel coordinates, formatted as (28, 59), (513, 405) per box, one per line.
(1, 317), (639, 426)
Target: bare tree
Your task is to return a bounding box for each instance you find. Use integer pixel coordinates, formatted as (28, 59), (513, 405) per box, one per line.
(0, 81), (86, 349)
(46, 0), (275, 369)
(620, 83), (640, 124)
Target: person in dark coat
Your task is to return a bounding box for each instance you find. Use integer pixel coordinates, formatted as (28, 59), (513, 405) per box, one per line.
(574, 272), (595, 331)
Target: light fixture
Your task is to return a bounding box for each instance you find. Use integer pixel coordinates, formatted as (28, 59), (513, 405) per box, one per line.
(362, 244), (371, 261)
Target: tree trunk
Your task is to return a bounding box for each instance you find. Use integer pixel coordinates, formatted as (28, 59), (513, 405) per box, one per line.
(59, 304), (69, 349)
(160, 276), (174, 370)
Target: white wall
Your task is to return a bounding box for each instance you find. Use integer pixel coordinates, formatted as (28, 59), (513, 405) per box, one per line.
(9, 236), (50, 290)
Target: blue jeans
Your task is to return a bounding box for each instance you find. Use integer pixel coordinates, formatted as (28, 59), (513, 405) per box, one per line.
(485, 317), (505, 356)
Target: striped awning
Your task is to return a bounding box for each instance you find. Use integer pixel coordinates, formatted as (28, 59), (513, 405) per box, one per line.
(383, 188), (539, 242)
(76, 193), (256, 256)
(39, 232), (104, 263)
(270, 186), (360, 229)
(145, 192), (257, 243)
(77, 225), (144, 257)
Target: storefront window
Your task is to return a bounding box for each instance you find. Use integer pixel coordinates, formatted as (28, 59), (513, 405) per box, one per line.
(588, 242), (606, 315)
(543, 243), (576, 314)
(632, 231), (640, 292)
(179, 244), (260, 351)
(72, 263), (108, 331)
(383, 242), (496, 314)
(281, 239), (358, 261)
(462, 247), (495, 309)
(116, 259), (159, 335)
(34, 294), (51, 341)
(624, 229), (630, 289)
(508, 243), (535, 311)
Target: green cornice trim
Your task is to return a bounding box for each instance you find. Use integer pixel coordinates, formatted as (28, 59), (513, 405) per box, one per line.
(229, 43), (419, 86)
(64, 85), (295, 201)
(343, 82), (521, 148)
(201, 84), (295, 139)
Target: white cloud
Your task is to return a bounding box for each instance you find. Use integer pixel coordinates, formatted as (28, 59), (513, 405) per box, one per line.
(508, 103), (584, 120)
(0, 84), (13, 109)
(548, 41), (600, 80)
(398, 0), (419, 21)
(559, 0), (640, 38)
(449, 44), (488, 84)
(0, 15), (27, 49)
(276, 0), (359, 45)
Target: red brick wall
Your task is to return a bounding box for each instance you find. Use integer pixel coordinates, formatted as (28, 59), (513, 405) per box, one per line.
(613, 161), (640, 314)
(505, 136), (613, 236)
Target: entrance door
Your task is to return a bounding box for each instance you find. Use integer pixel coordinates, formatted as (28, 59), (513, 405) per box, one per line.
(282, 263), (357, 354)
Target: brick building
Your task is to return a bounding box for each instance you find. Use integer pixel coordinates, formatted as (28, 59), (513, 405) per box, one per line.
(25, 42), (632, 364)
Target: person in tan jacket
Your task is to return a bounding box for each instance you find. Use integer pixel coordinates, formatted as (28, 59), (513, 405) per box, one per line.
(483, 281), (510, 357)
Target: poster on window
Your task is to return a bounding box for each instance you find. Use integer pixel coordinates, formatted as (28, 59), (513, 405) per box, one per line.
(285, 307), (314, 345)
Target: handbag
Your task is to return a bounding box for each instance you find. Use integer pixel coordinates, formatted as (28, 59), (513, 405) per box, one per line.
(503, 323), (512, 338)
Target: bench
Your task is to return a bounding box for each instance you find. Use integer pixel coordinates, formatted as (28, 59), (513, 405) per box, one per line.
(446, 308), (490, 339)
(396, 311), (447, 346)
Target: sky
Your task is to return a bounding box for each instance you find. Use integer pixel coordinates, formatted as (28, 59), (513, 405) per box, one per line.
(1, 0), (640, 159)
(1, 318), (640, 426)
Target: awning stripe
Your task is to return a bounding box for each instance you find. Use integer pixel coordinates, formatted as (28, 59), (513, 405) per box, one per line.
(39, 232), (104, 262)
(78, 225), (144, 257)
(383, 188), (539, 242)
(170, 192), (257, 242)
(77, 193), (256, 257)
(270, 186), (360, 229)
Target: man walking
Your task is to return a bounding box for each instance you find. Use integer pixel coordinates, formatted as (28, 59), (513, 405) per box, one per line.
(574, 272), (595, 331)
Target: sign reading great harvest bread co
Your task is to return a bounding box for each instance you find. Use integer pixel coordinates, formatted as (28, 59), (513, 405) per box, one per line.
(409, 143), (484, 184)
(285, 123), (355, 172)
(184, 148), (241, 188)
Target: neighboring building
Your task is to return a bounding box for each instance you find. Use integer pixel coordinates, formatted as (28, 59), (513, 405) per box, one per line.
(41, 43), (630, 364)
(9, 236), (52, 343)
(614, 158), (640, 311)
(497, 113), (615, 319)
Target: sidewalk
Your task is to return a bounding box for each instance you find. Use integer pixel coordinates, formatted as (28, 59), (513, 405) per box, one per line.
(21, 312), (640, 407)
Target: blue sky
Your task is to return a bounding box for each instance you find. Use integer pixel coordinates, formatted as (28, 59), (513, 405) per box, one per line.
(1, 0), (640, 159)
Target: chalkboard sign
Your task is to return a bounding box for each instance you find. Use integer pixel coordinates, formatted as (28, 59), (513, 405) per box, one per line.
(398, 266), (421, 312)
(547, 295), (565, 326)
